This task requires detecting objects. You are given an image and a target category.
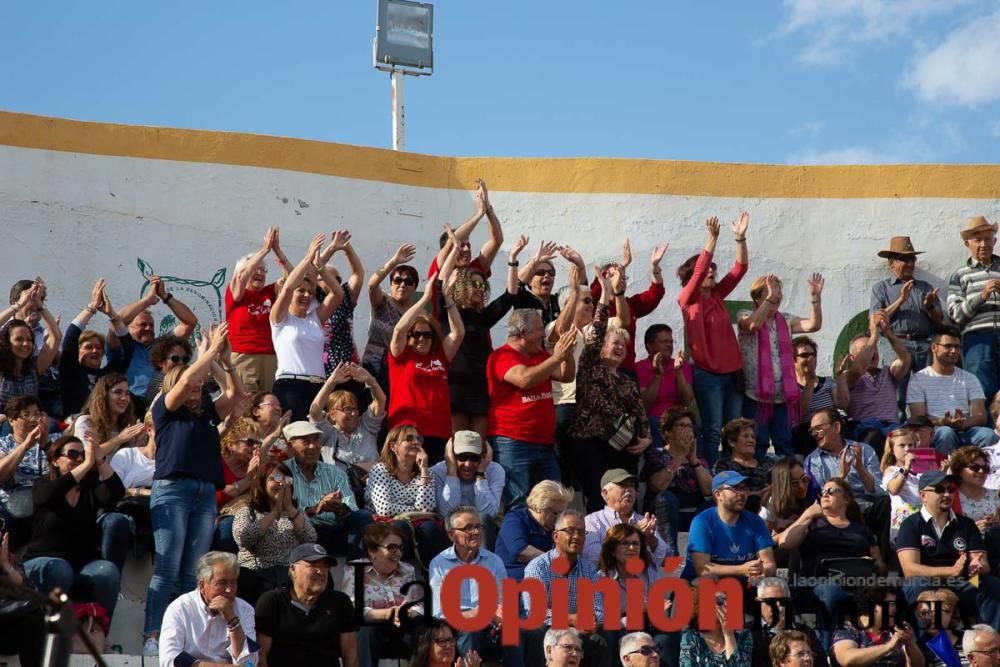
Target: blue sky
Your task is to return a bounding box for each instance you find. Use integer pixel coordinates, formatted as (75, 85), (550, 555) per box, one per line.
(3, 1), (1000, 164)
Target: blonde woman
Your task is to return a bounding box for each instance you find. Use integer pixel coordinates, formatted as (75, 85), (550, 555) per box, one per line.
(880, 429), (922, 546)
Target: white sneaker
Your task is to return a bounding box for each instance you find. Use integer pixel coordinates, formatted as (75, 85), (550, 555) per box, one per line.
(143, 637), (159, 656)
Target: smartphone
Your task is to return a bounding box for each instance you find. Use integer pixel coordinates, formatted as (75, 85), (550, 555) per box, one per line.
(715, 593), (727, 606)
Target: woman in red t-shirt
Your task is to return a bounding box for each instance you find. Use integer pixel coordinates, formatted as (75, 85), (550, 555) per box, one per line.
(387, 247), (464, 466)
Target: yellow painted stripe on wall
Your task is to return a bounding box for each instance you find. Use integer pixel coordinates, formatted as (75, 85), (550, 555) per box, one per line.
(3, 110), (1000, 199)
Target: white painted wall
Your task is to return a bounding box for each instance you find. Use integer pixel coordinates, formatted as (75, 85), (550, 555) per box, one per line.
(2, 145), (1000, 369)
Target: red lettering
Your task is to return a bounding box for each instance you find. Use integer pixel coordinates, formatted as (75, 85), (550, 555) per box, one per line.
(439, 564), (497, 634)
(501, 577), (547, 646)
(647, 576), (692, 633)
(696, 578), (744, 632)
(576, 578), (619, 631)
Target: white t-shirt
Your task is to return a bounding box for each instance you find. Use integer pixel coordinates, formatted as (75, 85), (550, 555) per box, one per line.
(881, 465), (921, 544)
(543, 321), (594, 405)
(110, 446), (156, 488)
(906, 366), (986, 417)
(271, 303), (326, 377)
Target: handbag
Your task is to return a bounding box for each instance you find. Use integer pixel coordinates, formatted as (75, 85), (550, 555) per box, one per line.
(329, 439), (370, 503)
(607, 414), (636, 451)
(818, 556), (877, 580)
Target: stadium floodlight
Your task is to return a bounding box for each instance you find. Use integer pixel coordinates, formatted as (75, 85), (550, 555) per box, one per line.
(373, 0), (434, 151)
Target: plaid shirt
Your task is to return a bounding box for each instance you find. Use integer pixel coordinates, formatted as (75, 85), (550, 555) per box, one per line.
(522, 549), (605, 625)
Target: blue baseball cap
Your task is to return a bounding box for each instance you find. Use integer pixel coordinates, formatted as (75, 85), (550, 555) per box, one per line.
(712, 471), (748, 493)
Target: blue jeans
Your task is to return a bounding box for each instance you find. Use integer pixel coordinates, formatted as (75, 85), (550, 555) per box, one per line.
(744, 397), (794, 458)
(491, 436), (561, 512)
(313, 510), (374, 560)
(692, 367), (743, 467)
(24, 557), (120, 618)
(212, 515), (238, 554)
(963, 329), (1000, 403)
(812, 583), (850, 650)
(98, 511), (132, 573)
(144, 478), (217, 635)
(932, 425), (997, 454)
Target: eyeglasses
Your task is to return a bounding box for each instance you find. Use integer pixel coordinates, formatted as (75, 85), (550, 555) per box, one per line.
(335, 406), (359, 415)
(61, 449), (85, 461)
(456, 454), (481, 463)
(820, 487), (844, 497)
(391, 276), (417, 287)
(557, 527), (587, 537)
(582, 297), (594, 304)
(720, 485), (749, 494)
(789, 650), (815, 660)
(626, 646), (659, 657)
(167, 354), (192, 364)
(969, 646), (1000, 657)
(402, 434), (424, 445)
(469, 280), (488, 289)
(379, 543), (403, 553)
(923, 484), (954, 495)
(268, 473), (289, 483)
(795, 352), (817, 359)
(619, 540), (642, 550)
(534, 269), (556, 277)
(556, 644), (583, 654)
(433, 637), (457, 647)
(452, 523), (483, 534)
(238, 438), (262, 447)
(808, 422), (833, 435)
(257, 401), (282, 410)
(408, 331), (433, 341)
(18, 410), (46, 422)
(968, 464), (990, 473)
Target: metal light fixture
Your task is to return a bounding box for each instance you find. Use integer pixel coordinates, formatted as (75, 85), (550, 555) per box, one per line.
(374, 0), (434, 151)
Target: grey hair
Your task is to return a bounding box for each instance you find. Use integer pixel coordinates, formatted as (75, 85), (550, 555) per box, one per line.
(553, 509), (585, 531)
(234, 253), (261, 277)
(756, 576), (791, 598)
(446, 505), (479, 530)
(619, 632), (653, 660)
(557, 284), (589, 311)
(543, 627), (582, 652)
(196, 551), (239, 584)
(963, 624), (999, 658)
(507, 308), (542, 338)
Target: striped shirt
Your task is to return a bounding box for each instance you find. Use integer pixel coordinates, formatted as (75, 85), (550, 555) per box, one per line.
(906, 366), (986, 418)
(522, 549), (605, 625)
(286, 458), (359, 527)
(947, 255), (1000, 333)
(848, 366), (899, 422)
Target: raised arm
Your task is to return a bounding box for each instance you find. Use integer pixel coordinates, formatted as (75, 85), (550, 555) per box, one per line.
(477, 179), (504, 271)
(435, 180), (486, 270)
(369, 244), (417, 308)
(212, 333), (243, 420)
(678, 219), (721, 306)
(517, 240), (560, 285)
(351, 364), (386, 419)
(308, 362), (351, 422)
(117, 277), (160, 325)
(882, 322), (912, 382)
(549, 263), (583, 343)
(314, 232), (349, 323)
(342, 241), (366, 305)
(271, 233), (325, 326)
(607, 264), (631, 327)
(845, 317), (881, 389)
(732, 212), (749, 265)
(439, 265), (465, 362)
(792, 273), (824, 334)
(29, 283), (61, 374)
(738, 275), (779, 334)
(229, 227), (276, 303)
(152, 277), (198, 338)
(163, 323), (227, 412)
(389, 279), (436, 358)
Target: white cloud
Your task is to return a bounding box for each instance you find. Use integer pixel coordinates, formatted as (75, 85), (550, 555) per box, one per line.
(904, 10), (1000, 106)
(788, 117), (963, 164)
(787, 120), (826, 138)
(993, 121), (1000, 139)
(788, 145), (908, 165)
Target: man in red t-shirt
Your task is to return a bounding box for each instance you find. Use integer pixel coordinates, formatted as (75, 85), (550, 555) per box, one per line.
(487, 308), (576, 510)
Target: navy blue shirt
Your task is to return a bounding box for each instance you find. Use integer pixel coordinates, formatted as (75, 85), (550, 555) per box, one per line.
(151, 392), (224, 488)
(495, 507), (554, 581)
(896, 509), (985, 568)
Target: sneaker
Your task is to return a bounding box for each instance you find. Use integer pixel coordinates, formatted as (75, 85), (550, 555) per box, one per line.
(142, 637), (159, 656)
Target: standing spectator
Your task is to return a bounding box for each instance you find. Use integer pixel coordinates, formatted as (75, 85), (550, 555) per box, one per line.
(430, 432), (505, 546)
(362, 244), (418, 392)
(677, 214), (750, 466)
(948, 216), (1000, 401)
(430, 179), (504, 280)
(804, 408), (884, 512)
(318, 234), (365, 381)
(737, 272), (824, 459)
(225, 226), (291, 393)
(495, 480), (573, 581)
(881, 429), (922, 546)
(0, 396), (54, 548)
(255, 542), (358, 666)
(571, 267), (652, 511)
(950, 446), (1000, 534)
(636, 323), (694, 449)
(907, 326), (998, 453)
(488, 308), (576, 510)
(310, 361), (384, 471)
(0, 281), (60, 414)
(518, 241), (587, 326)
(581, 468), (667, 565)
(791, 336), (849, 456)
(140, 335), (194, 405)
(713, 418), (775, 513)
(269, 232), (346, 420)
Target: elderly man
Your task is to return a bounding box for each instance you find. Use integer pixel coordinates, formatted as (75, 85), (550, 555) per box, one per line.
(523, 510), (608, 667)
(581, 468), (668, 565)
(255, 542), (357, 666)
(430, 431), (505, 546)
(487, 308), (576, 510)
(543, 627), (585, 667)
(681, 471), (776, 585)
(751, 577), (827, 667)
(618, 632), (659, 666)
(803, 408), (883, 511)
(159, 551), (258, 667)
(907, 326), (998, 454)
(896, 471), (1000, 629)
(948, 216), (1000, 402)
(283, 420), (371, 559)
(964, 625), (1000, 667)
(429, 506), (515, 663)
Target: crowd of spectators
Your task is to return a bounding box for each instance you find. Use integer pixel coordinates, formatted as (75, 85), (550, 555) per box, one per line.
(3, 186), (1000, 667)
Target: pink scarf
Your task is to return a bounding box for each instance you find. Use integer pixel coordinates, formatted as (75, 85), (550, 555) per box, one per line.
(755, 312), (801, 425)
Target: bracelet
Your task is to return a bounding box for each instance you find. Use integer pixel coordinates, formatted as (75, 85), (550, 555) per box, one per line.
(734, 236), (746, 242)
(613, 291), (625, 297)
(227, 616), (241, 630)
(811, 299), (821, 304)
(508, 261), (519, 267)
(288, 510), (300, 521)
(445, 302), (457, 309)
(163, 293), (174, 304)
(85, 305), (97, 315)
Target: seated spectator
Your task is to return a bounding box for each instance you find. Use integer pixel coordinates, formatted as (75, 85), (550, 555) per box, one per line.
(636, 323), (694, 449)
(642, 407), (712, 556)
(342, 522), (422, 665)
(22, 435), (123, 619)
(963, 625), (1000, 667)
(214, 416), (264, 553)
(0, 280), (60, 415)
(0, 531), (46, 667)
(681, 471), (777, 583)
(844, 314), (911, 456)
(907, 326), (998, 454)
(881, 429), (922, 546)
(768, 629), (818, 667)
(760, 457), (818, 536)
(366, 423), (447, 567)
(361, 244), (419, 392)
(543, 627), (585, 667)
(232, 460), (316, 605)
(571, 267), (652, 512)
(488, 308), (576, 511)
(791, 336), (849, 456)
(430, 431), (505, 548)
(522, 510), (608, 667)
(255, 542), (358, 665)
(410, 619), (475, 667)
(737, 272), (824, 458)
(495, 479), (573, 581)
(159, 551), (258, 667)
(269, 232), (346, 420)
(142, 335), (194, 405)
(804, 408), (884, 512)
(283, 420), (370, 560)
(619, 631), (662, 666)
(0, 395), (55, 548)
(831, 587), (922, 667)
(429, 506), (516, 664)
(59, 280), (133, 417)
(950, 446), (1000, 535)
(249, 392), (289, 460)
(713, 417), (775, 513)
(914, 588), (963, 667)
(775, 477), (885, 648)
(753, 579), (826, 667)
(109, 411), (157, 555)
(679, 582), (754, 666)
(226, 226), (290, 394)
(896, 470), (1000, 629)
(309, 362), (385, 471)
(387, 242), (463, 465)
(582, 468), (668, 565)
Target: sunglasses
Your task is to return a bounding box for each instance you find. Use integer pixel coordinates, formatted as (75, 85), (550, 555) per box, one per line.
(967, 464), (990, 473)
(391, 276), (417, 287)
(408, 331), (433, 341)
(168, 354), (192, 364)
(795, 352), (817, 359)
(268, 473), (289, 483)
(402, 434), (425, 445)
(61, 449), (85, 461)
(924, 484), (954, 495)
(456, 454), (481, 463)
(534, 269), (556, 277)
(626, 646), (659, 657)
(469, 280), (488, 289)
(379, 543), (403, 553)
(820, 487), (844, 497)
(238, 438), (262, 447)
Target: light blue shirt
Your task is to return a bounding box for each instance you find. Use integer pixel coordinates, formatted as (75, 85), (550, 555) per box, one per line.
(804, 439), (884, 510)
(126, 343), (154, 397)
(429, 545), (507, 618)
(286, 458), (358, 527)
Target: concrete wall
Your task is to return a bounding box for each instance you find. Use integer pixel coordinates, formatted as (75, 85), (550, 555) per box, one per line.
(3, 109), (1000, 369)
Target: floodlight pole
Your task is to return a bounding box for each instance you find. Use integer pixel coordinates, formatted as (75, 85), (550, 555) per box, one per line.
(392, 70), (405, 151)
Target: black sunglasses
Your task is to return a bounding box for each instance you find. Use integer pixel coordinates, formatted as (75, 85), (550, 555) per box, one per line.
(456, 454), (481, 463)
(924, 484), (954, 494)
(968, 464), (990, 473)
(391, 276), (417, 287)
(168, 354), (192, 364)
(408, 331), (433, 341)
(61, 449), (85, 461)
(627, 646), (659, 657)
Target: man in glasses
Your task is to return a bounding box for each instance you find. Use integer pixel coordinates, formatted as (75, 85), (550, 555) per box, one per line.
(907, 325), (998, 454)
(618, 631), (660, 666)
(428, 506), (514, 664)
(964, 625), (1000, 667)
(430, 431), (505, 545)
(803, 408), (883, 512)
(581, 468), (667, 566)
(751, 578), (827, 667)
(896, 470), (1000, 629)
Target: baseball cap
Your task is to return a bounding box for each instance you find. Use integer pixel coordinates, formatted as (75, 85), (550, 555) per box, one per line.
(289, 542), (337, 566)
(712, 471), (748, 492)
(917, 470), (956, 491)
(283, 421), (323, 440)
(453, 431), (483, 456)
(600, 468), (638, 489)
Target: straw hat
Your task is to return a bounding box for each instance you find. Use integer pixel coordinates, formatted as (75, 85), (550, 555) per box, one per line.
(876, 236), (924, 259)
(960, 216), (998, 241)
